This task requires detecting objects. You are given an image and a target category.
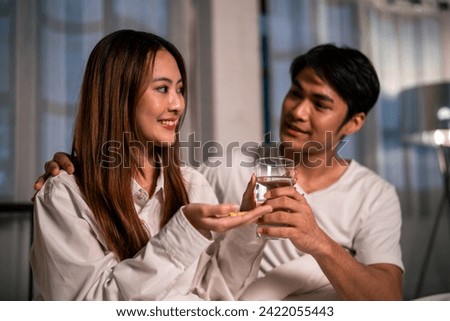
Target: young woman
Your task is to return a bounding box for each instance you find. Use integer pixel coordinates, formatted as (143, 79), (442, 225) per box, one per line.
(30, 29), (271, 300)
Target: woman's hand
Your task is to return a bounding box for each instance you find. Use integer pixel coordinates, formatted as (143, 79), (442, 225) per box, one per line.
(183, 203), (272, 239)
(256, 187), (329, 255)
(34, 152), (74, 191)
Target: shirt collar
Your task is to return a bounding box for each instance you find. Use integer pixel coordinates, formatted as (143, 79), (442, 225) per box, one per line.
(132, 167), (165, 205)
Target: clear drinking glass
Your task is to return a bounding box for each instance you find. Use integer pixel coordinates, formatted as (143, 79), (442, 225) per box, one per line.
(255, 157), (295, 239)
(255, 157), (295, 203)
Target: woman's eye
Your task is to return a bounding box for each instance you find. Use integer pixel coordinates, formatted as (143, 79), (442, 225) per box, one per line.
(156, 86), (168, 93)
(177, 87), (184, 94)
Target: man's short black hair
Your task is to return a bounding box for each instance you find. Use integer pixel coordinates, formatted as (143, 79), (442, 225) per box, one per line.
(290, 44), (380, 122)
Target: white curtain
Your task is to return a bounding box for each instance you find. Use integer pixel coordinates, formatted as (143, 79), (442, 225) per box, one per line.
(37, 0), (170, 175)
(361, 2), (450, 299)
(265, 0), (360, 145)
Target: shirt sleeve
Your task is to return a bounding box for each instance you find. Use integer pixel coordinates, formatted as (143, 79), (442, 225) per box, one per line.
(353, 182), (404, 271)
(189, 165), (266, 300)
(191, 224), (266, 300)
(30, 173), (212, 300)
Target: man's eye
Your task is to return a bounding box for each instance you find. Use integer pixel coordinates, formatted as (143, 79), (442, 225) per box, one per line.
(315, 103), (330, 110)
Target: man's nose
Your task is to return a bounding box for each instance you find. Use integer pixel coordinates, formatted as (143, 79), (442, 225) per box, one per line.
(291, 99), (311, 120)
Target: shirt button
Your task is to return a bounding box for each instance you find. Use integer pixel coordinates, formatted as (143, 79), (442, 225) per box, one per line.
(137, 189), (148, 201)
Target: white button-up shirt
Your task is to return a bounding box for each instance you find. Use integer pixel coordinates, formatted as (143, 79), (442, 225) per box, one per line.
(30, 166), (219, 300)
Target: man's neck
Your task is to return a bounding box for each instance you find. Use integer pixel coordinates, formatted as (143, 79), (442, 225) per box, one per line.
(294, 153), (350, 194)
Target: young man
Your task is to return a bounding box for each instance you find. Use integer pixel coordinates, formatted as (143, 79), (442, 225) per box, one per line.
(192, 44), (403, 300)
(35, 44), (403, 300)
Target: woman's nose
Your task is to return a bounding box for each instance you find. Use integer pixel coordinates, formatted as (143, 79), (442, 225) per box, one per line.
(168, 92), (185, 114)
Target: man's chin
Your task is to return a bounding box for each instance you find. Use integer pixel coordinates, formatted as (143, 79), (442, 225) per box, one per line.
(278, 140), (304, 158)
(280, 133), (317, 149)
(279, 138), (326, 157)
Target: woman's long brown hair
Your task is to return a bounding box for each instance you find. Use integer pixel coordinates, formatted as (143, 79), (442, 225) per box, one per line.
(71, 30), (189, 261)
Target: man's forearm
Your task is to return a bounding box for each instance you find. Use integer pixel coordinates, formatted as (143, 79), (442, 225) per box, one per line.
(313, 237), (403, 300)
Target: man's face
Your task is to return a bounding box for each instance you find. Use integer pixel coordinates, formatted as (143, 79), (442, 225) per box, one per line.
(279, 67), (359, 159)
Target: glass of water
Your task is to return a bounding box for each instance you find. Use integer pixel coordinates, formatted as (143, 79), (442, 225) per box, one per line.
(255, 157), (295, 203)
(255, 157), (295, 240)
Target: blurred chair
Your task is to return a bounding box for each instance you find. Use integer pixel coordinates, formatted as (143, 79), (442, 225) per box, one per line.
(0, 202), (34, 300)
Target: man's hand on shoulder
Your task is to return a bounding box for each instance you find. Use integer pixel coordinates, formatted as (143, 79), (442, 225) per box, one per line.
(33, 152), (74, 192)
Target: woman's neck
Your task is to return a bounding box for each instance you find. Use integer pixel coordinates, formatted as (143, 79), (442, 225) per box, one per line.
(134, 152), (159, 196)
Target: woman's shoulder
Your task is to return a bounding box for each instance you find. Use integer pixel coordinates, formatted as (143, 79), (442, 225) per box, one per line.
(180, 166), (208, 182)
(33, 170), (93, 221)
(45, 170), (78, 188)
(36, 170), (80, 200)
(180, 166), (218, 204)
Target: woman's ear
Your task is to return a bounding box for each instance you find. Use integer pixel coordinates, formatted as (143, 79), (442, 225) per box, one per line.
(340, 112), (366, 136)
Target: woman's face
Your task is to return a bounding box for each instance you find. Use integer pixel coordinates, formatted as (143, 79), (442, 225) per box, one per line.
(135, 49), (185, 147)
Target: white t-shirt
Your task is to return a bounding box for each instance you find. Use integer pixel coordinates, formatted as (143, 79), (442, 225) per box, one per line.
(30, 166), (218, 300)
(199, 152), (404, 300)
